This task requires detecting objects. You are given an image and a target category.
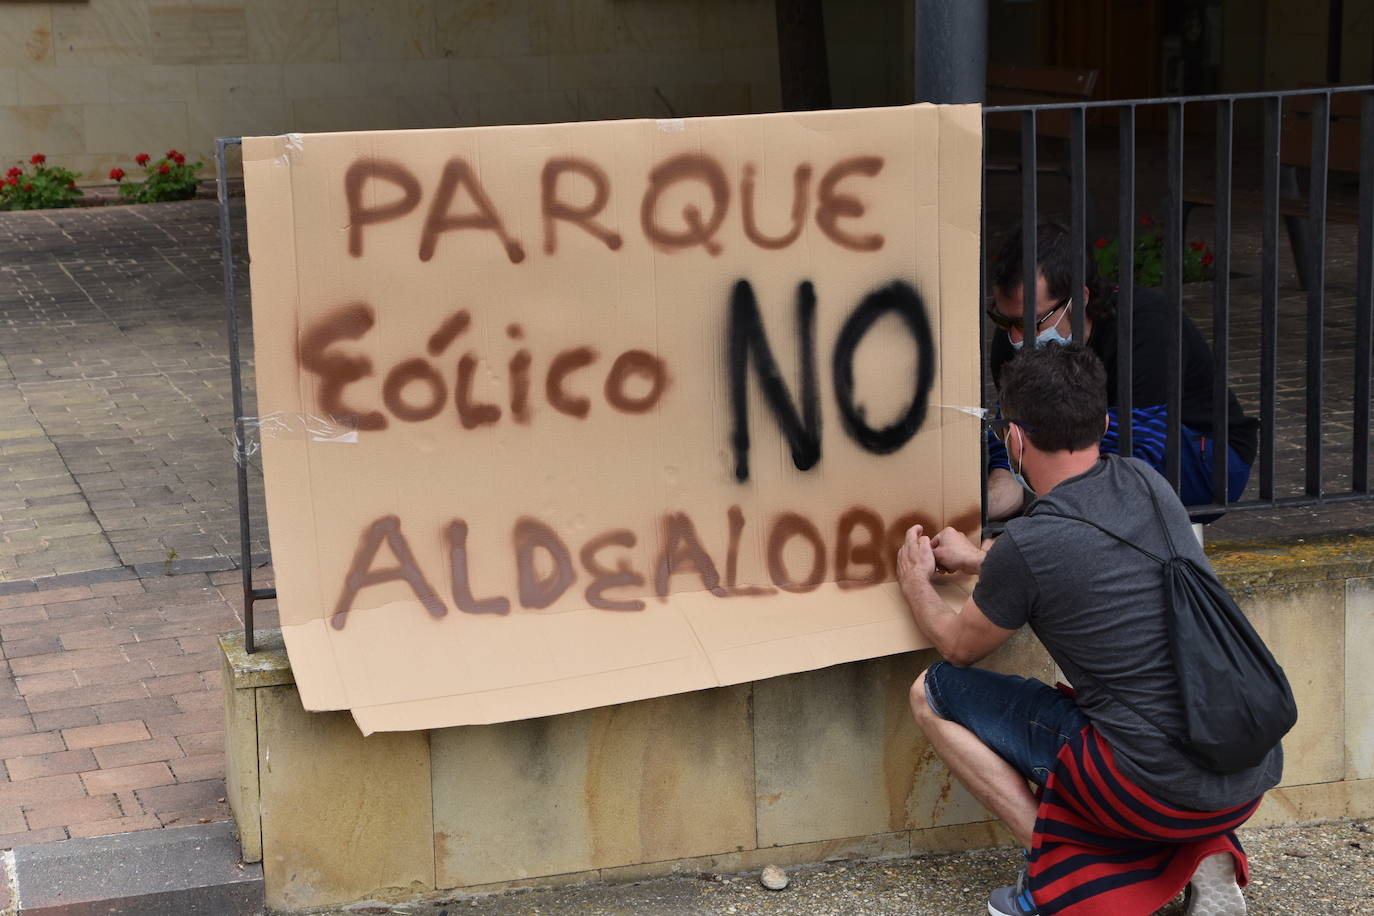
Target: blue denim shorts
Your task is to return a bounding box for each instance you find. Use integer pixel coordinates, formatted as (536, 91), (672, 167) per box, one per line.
(922, 661), (1089, 787)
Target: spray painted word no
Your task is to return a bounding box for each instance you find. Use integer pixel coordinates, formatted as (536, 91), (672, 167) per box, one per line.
(345, 153), (887, 262)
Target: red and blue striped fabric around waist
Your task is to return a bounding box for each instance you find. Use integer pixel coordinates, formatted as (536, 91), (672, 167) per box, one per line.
(1028, 725), (1262, 915)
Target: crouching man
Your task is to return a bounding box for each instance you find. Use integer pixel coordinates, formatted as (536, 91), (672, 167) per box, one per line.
(896, 343), (1282, 915)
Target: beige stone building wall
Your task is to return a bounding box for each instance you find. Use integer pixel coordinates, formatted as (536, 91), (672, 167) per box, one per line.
(0, 0), (781, 182)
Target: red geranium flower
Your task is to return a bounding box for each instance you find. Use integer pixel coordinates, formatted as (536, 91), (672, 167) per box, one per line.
(1189, 241), (1205, 251)
(29, 153), (45, 165)
(158, 163), (170, 175)
(109, 167), (125, 181)
(6, 176), (17, 186)
(5, 167), (19, 178)
(135, 153), (150, 166)
(22, 183), (33, 191)
(1095, 238), (1108, 249)
(173, 153), (186, 165)
(165, 149), (179, 159)
(1202, 252), (1214, 266)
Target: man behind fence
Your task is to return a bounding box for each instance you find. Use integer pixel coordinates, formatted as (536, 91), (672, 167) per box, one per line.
(896, 343), (1282, 915)
(982, 220), (1259, 521)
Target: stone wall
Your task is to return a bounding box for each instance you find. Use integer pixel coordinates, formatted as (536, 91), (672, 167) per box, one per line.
(221, 535), (1374, 912)
(0, 0), (782, 181)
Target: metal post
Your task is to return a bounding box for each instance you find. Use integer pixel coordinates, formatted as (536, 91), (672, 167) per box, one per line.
(775, 0), (831, 111)
(1211, 99), (1233, 508)
(1164, 102), (1185, 492)
(915, 0), (987, 103)
(217, 138), (256, 654)
(1117, 106), (1136, 460)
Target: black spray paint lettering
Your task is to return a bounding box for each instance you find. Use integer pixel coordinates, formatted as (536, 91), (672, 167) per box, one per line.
(727, 280), (935, 481)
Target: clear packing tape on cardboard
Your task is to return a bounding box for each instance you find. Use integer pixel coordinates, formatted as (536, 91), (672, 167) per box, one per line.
(232, 411), (358, 464)
(230, 404), (990, 464)
(240, 103), (985, 733)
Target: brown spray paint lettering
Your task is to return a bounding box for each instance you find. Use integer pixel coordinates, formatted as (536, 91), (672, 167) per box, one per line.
(329, 504), (937, 627)
(296, 305), (670, 431)
(343, 154), (886, 260)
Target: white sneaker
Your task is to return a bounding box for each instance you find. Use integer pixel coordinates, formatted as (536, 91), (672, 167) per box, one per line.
(1183, 852), (1246, 915)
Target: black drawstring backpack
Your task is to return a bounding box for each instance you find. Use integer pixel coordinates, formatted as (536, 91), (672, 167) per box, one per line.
(1030, 461), (1297, 775)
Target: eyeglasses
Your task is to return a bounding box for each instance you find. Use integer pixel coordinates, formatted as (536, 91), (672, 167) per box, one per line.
(985, 296), (1071, 334)
(985, 418), (1036, 443)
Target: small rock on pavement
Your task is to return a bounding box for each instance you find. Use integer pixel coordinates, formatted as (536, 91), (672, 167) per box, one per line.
(760, 865), (789, 890)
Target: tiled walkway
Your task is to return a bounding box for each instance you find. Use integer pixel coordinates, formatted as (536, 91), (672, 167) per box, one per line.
(0, 201), (266, 581)
(0, 570), (279, 846)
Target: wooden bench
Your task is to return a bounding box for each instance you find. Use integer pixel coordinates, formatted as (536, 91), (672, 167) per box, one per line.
(985, 63), (1101, 235)
(1182, 92), (1362, 290)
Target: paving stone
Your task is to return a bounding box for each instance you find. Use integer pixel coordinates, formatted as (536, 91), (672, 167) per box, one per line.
(61, 720), (152, 750)
(0, 717), (36, 739)
(5, 749), (97, 782)
(13, 672), (79, 697)
(144, 709), (221, 739)
(146, 651), (218, 678)
(22, 794), (121, 831)
(91, 737), (184, 771)
(0, 733), (64, 760)
(80, 762), (175, 796)
(175, 732), (223, 757)
(74, 659), (157, 687)
(10, 646), (128, 677)
(0, 826), (69, 848)
(67, 813), (162, 838)
(142, 673), (206, 697)
(24, 682), (147, 715)
(57, 626), (135, 650)
(0, 774), (87, 808)
(2, 637), (61, 660)
(30, 708), (98, 732)
(89, 695), (181, 726)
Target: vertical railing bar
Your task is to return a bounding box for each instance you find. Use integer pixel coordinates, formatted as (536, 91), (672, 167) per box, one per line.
(980, 111), (990, 524)
(1118, 106), (1136, 459)
(1260, 96), (1280, 503)
(1305, 91), (1329, 497)
(217, 137), (255, 655)
(1070, 106), (1087, 340)
(1021, 109), (1039, 333)
(1355, 91), (1374, 494)
(1211, 99), (1234, 507)
(1165, 102), (1185, 491)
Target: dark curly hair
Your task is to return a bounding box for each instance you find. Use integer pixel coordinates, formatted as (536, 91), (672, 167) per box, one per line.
(998, 342), (1107, 452)
(990, 220), (1113, 325)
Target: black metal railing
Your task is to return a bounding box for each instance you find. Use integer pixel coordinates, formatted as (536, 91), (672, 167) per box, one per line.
(982, 85), (1374, 522)
(219, 87), (1374, 648)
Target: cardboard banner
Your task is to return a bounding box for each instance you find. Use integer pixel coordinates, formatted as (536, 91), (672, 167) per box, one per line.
(242, 103), (983, 734)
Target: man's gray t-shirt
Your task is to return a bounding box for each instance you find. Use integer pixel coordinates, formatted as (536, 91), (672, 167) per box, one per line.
(972, 456), (1283, 810)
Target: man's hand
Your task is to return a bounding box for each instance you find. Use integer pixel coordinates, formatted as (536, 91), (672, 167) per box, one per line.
(930, 527), (989, 577)
(987, 467), (1026, 521)
(895, 524), (1015, 666)
(896, 524), (937, 595)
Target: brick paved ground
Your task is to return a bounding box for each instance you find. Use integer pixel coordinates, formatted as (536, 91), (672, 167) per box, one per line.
(0, 568), (277, 847)
(0, 201), (266, 581)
